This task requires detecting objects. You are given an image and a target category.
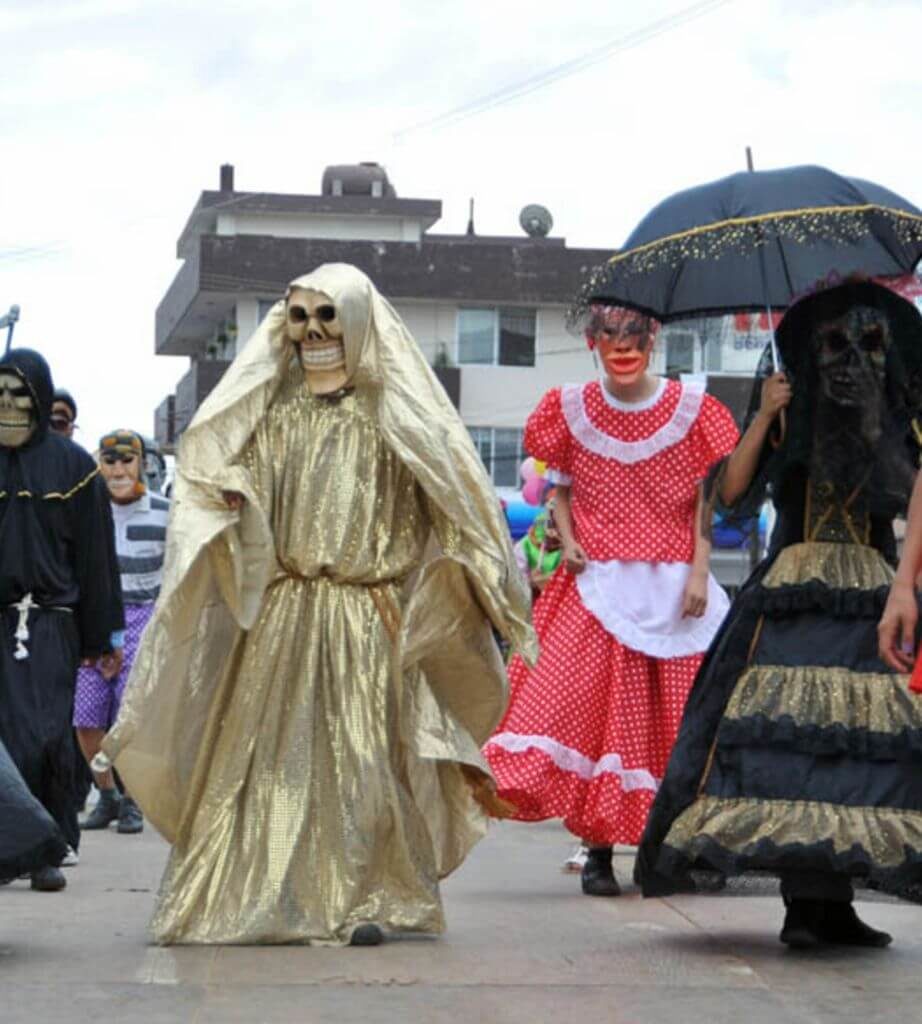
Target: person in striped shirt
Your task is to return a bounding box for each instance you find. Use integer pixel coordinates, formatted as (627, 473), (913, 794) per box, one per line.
(75, 430), (169, 835)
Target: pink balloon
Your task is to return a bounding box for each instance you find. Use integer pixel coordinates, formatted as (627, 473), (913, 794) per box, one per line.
(522, 477), (546, 506)
(520, 457), (538, 484)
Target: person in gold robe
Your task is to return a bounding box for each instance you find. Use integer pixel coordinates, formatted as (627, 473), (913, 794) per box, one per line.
(100, 264), (536, 946)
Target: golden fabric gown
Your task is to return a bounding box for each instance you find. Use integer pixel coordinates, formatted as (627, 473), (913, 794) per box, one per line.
(102, 265), (535, 946)
(151, 384), (489, 945)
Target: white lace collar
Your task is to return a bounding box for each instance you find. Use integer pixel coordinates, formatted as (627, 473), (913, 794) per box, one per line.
(599, 376), (666, 412)
(561, 376), (705, 465)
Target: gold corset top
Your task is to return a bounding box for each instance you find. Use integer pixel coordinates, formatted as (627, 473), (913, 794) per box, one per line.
(804, 477), (872, 545)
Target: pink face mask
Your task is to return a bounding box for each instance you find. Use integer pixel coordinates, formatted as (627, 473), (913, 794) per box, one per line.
(585, 305), (658, 386)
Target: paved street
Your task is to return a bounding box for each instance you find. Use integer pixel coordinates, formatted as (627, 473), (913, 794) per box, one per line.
(1, 819), (920, 1023)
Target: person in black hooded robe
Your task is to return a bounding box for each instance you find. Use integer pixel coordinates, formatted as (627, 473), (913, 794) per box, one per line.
(635, 279), (922, 950)
(0, 349), (122, 891)
(0, 737), (68, 883)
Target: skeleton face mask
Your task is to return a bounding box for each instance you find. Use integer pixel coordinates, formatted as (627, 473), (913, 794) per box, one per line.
(286, 287), (346, 373)
(813, 305), (890, 409)
(0, 370), (35, 448)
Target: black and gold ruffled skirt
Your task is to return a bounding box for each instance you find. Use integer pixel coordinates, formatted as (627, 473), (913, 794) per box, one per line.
(636, 541), (922, 895)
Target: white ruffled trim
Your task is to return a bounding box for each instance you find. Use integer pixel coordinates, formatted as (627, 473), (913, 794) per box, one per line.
(544, 467), (572, 485)
(561, 376), (705, 464)
(575, 559), (730, 658)
(599, 376), (666, 412)
(486, 732), (659, 792)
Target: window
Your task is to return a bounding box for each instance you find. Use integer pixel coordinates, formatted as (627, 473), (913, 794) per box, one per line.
(469, 426), (524, 487)
(499, 308), (537, 367)
(663, 329), (696, 376)
(704, 329), (721, 370)
(458, 308), (536, 367)
(658, 317), (773, 376)
(458, 309), (495, 364)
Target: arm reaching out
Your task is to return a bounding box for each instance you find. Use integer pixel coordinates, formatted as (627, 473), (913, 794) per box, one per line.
(719, 373), (791, 507)
(879, 471), (922, 672)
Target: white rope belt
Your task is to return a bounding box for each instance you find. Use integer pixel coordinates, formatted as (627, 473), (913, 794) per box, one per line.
(7, 593), (72, 661)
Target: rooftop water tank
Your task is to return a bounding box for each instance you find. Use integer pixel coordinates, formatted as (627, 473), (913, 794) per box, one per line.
(321, 163), (396, 198)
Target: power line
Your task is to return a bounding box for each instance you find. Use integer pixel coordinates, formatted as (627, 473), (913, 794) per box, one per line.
(394, 0), (738, 141)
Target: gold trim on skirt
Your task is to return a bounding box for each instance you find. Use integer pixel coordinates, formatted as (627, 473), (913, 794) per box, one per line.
(665, 795), (922, 869)
(761, 542), (893, 591)
(724, 664), (919, 737)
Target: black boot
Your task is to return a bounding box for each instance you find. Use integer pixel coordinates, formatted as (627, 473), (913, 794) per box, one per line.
(117, 796), (144, 835)
(30, 865), (66, 892)
(581, 846), (621, 897)
(349, 924), (384, 946)
(780, 899), (824, 949)
(817, 902), (892, 949)
(80, 788), (120, 830)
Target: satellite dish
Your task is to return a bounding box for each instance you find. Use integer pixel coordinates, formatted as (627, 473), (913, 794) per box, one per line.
(519, 204), (553, 238)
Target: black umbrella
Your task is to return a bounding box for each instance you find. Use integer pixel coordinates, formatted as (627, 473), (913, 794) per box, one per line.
(579, 165), (922, 328)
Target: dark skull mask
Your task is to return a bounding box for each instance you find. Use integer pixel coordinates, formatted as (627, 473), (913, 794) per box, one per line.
(813, 305), (890, 409)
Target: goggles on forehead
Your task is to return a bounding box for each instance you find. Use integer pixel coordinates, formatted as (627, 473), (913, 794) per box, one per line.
(101, 451), (138, 465)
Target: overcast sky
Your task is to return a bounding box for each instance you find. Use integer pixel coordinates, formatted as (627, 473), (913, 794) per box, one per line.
(3, 0), (921, 449)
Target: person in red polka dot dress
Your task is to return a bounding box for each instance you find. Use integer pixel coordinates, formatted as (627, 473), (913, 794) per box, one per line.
(483, 305), (739, 896)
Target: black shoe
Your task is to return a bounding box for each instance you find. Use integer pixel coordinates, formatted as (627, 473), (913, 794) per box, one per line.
(780, 899), (824, 949)
(817, 902), (892, 949)
(117, 796), (144, 835)
(689, 869), (727, 893)
(349, 924), (384, 946)
(30, 865), (66, 892)
(80, 788), (121, 830)
(581, 846), (621, 897)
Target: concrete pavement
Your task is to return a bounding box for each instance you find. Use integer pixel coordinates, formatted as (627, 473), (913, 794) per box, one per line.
(1, 819), (920, 1023)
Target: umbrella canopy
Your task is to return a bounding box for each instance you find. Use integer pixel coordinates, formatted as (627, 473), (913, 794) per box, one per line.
(578, 165), (922, 324)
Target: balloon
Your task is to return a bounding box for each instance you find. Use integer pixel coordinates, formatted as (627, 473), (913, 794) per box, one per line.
(522, 477), (546, 506)
(534, 460), (547, 477)
(520, 457), (537, 483)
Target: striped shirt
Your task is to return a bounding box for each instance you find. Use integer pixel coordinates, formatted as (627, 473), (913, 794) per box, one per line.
(110, 492), (170, 605)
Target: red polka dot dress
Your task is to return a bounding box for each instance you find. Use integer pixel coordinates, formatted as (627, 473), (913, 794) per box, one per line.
(484, 377), (739, 846)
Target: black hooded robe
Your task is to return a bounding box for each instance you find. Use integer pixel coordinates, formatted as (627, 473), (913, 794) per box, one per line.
(636, 282), (922, 899)
(0, 350), (123, 854)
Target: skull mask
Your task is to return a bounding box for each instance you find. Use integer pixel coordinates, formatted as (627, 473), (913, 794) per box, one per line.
(286, 287), (346, 375)
(0, 370), (35, 448)
(812, 305), (890, 409)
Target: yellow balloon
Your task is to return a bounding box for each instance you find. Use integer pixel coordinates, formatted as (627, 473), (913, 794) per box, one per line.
(534, 460), (547, 477)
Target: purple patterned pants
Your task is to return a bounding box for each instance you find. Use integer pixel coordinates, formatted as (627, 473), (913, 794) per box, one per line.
(73, 603), (154, 729)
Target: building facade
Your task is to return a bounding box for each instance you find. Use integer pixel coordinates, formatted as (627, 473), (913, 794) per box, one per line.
(153, 164), (764, 495)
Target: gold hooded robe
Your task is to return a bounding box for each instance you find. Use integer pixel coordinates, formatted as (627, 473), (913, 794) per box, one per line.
(102, 264), (536, 945)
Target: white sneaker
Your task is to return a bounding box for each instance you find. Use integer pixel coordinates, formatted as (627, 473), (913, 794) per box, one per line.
(562, 844), (588, 873)
(61, 845), (79, 867)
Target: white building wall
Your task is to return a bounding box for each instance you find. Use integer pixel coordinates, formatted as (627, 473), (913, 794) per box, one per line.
(383, 302), (596, 430)
(223, 212), (423, 243)
(460, 307), (594, 429)
(391, 300), (458, 364)
(235, 297), (260, 355)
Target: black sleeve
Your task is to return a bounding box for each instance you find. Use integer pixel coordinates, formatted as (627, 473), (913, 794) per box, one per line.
(72, 473), (124, 658)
